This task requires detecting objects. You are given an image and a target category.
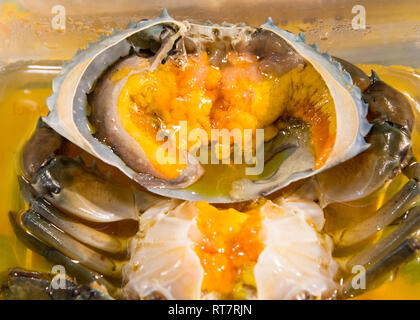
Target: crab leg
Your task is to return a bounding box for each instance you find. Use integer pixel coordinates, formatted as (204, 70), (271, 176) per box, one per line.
(2, 269), (113, 300)
(332, 57), (371, 92)
(18, 209), (123, 278)
(363, 71), (414, 135)
(403, 157), (420, 181)
(8, 211), (121, 298)
(338, 227), (420, 299)
(337, 160), (420, 297)
(32, 156), (141, 222)
(338, 180), (420, 247)
(30, 156), (161, 222)
(22, 122), (161, 223)
(32, 198), (126, 254)
(346, 205), (420, 269)
(16, 121), (165, 285)
(21, 119), (63, 182)
(19, 176), (127, 254)
(315, 63), (414, 207)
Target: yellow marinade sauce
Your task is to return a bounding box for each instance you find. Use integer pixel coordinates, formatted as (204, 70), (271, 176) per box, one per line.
(0, 63), (419, 299)
(0, 78), (53, 282)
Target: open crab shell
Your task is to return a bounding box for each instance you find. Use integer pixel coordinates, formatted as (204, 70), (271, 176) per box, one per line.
(44, 10), (371, 203)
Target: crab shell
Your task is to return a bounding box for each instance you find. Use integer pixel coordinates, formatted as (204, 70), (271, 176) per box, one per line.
(44, 10), (371, 203)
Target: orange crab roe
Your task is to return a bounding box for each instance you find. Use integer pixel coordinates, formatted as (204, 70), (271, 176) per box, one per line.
(194, 201), (264, 296)
(117, 50), (336, 179)
(127, 52), (285, 137)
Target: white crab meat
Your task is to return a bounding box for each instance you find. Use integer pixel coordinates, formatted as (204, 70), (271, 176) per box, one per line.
(123, 196), (337, 300)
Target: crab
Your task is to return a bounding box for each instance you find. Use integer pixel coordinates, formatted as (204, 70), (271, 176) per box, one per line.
(5, 11), (420, 299)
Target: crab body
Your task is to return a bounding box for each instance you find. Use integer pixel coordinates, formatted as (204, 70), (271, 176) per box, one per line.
(6, 12), (420, 300)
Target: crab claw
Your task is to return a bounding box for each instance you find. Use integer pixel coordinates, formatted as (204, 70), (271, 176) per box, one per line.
(22, 123), (162, 223)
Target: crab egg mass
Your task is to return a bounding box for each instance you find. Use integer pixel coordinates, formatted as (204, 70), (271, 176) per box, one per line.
(95, 30), (338, 180)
